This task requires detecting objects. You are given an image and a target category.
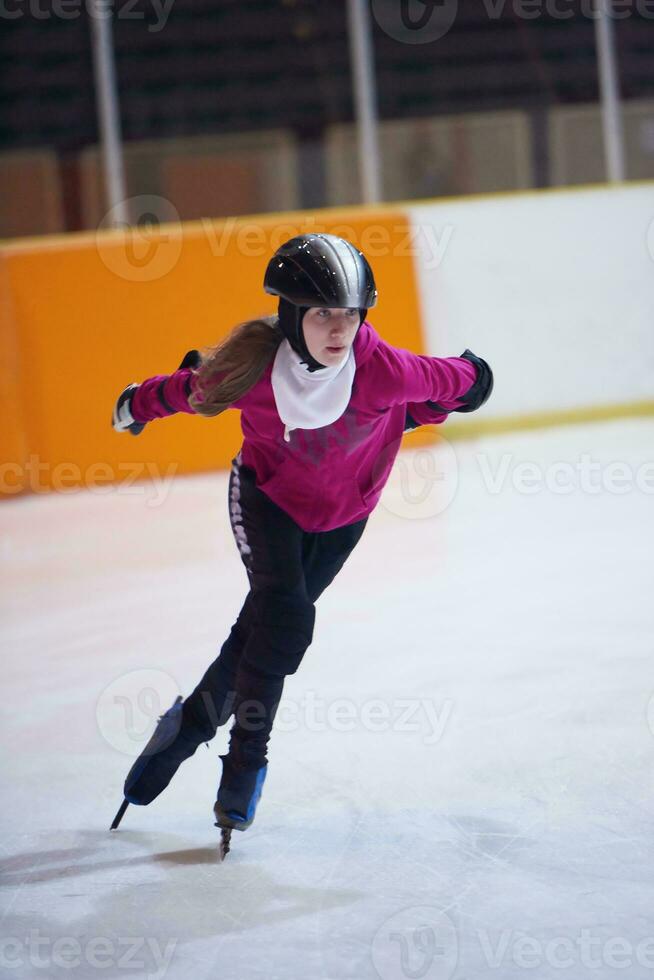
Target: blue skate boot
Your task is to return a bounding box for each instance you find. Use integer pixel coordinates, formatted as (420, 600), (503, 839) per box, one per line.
(110, 696), (208, 829)
(213, 753), (267, 858)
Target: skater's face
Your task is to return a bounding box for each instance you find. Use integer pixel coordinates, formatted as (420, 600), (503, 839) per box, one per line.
(302, 307), (360, 365)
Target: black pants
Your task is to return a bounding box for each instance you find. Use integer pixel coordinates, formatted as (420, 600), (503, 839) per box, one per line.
(183, 454), (368, 770)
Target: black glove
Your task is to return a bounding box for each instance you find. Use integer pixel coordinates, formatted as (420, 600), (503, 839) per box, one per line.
(112, 383), (145, 436)
(177, 349), (203, 371)
(453, 349), (493, 413)
(425, 348), (494, 416)
(111, 349), (202, 436)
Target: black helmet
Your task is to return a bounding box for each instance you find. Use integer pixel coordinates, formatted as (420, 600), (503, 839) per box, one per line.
(264, 234), (377, 372)
(264, 233), (378, 309)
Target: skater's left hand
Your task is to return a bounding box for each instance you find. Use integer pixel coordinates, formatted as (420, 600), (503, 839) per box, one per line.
(452, 349), (493, 413)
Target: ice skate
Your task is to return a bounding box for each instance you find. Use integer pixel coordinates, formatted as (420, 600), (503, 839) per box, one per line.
(110, 695), (208, 828)
(213, 753), (267, 858)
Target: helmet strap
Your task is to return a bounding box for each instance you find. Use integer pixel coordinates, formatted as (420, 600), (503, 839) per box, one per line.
(277, 298), (326, 372)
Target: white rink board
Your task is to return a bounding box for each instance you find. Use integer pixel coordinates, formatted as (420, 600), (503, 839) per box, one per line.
(407, 184), (654, 418)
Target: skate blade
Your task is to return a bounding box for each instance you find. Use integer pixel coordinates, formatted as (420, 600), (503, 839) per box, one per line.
(110, 799), (129, 830)
(218, 827), (232, 861)
(214, 801), (252, 860)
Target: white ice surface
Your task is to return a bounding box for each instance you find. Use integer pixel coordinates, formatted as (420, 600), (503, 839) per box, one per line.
(1, 419), (654, 980)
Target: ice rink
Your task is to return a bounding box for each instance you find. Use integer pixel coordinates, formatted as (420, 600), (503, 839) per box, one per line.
(2, 417), (653, 980)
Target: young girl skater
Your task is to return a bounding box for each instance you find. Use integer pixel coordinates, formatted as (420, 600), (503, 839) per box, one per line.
(110, 233), (493, 856)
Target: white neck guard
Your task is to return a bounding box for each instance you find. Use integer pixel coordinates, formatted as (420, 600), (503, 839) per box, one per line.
(271, 339), (356, 442)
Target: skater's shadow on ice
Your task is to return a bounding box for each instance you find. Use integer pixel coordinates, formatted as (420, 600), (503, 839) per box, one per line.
(1, 815), (539, 892)
(0, 831), (364, 941)
(151, 844), (231, 865)
(0, 837), (244, 888)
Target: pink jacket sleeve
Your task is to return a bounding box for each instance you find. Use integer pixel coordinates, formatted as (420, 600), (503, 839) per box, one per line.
(369, 340), (478, 411)
(130, 368), (201, 423)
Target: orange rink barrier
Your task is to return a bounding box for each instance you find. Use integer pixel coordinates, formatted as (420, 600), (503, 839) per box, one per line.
(0, 208), (436, 498)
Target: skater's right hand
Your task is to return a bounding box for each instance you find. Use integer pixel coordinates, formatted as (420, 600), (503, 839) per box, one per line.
(111, 351), (202, 436)
(112, 383), (146, 436)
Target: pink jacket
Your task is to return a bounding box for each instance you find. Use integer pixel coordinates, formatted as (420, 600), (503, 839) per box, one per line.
(131, 322), (477, 532)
